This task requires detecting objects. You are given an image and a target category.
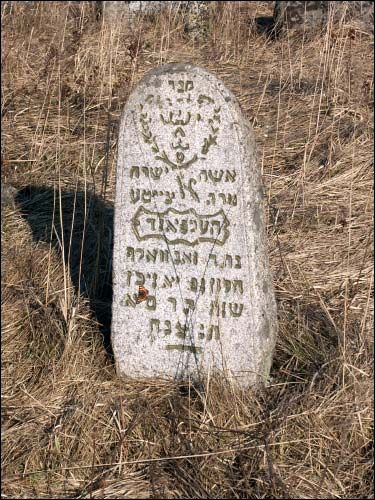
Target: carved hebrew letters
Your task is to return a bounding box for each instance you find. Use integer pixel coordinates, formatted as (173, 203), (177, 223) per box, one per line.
(112, 64), (277, 386)
(132, 207), (230, 246)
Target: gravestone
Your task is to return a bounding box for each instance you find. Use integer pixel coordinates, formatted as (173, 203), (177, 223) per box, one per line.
(1, 183), (18, 281)
(273, 1), (374, 33)
(101, 1), (167, 22)
(101, 1), (214, 40)
(274, 1), (330, 32)
(112, 63), (277, 387)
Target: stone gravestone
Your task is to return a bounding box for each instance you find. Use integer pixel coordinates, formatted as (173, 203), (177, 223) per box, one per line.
(101, 1), (166, 23)
(273, 1), (374, 33)
(101, 1), (214, 40)
(112, 63), (277, 387)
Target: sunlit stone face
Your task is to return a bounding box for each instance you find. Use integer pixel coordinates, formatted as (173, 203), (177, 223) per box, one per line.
(112, 63), (277, 387)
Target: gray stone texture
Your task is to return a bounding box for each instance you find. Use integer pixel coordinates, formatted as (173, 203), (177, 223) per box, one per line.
(1, 183), (17, 281)
(102, 1), (207, 21)
(101, 1), (213, 39)
(1, 183), (17, 208)
(112, 63), (277, 387)
(102, 1), (167, 21)
(274, 1), (374, 33)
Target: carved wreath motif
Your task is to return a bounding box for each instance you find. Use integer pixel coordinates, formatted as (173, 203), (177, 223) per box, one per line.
(138, 97), (221, 171)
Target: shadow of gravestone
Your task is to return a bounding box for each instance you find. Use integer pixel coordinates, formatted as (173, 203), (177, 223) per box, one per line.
(15, 185), (114, 358)
(254, 15), (278, 37)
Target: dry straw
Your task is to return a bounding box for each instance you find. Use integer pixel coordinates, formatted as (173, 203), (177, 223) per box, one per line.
(1, 1), (373, 498)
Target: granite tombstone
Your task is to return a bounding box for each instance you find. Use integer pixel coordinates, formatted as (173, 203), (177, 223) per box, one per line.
(112, 63), (277, 387)
(273, 1), (374, 33)
(101, 1), (213, 40)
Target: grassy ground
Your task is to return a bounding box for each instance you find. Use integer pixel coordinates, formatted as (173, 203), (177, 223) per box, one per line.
(1, 2), (373, 498)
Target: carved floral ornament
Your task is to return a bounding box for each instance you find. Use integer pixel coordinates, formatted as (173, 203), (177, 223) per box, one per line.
(138, 84), (222, 171)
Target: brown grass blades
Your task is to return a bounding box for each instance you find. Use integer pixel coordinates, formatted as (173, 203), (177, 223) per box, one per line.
(1, 1), (374, 499)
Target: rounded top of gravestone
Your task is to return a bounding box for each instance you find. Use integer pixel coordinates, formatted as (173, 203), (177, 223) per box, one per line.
(123, 62), (253, 161)
(136, 63), (238, 104)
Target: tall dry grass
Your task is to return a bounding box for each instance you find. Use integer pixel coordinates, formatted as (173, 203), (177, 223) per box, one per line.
(1, 1), (373, 498)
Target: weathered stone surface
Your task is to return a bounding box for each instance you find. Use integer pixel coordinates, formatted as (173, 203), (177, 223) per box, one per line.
(101, 1), (200, 20)
(274, 1), (374, 33)
(112, 63), (277, 387)
(1, 183), (18, 281)
(1, 183), (17, 208)
(102, 1), (166, 22)
(101, 1), (214, 39)
(274, 1), (329, 31)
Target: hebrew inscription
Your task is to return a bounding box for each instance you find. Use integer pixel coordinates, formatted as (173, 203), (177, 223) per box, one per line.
(139, 80), (222, 171)
(112, 63), (277, 387)
(132, 206), (230, 246)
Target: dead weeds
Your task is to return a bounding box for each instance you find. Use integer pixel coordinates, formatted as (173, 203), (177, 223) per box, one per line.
(1, 1), (373, 498)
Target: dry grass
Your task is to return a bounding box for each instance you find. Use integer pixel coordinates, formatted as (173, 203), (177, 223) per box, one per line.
(1, 1), (374, 498)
